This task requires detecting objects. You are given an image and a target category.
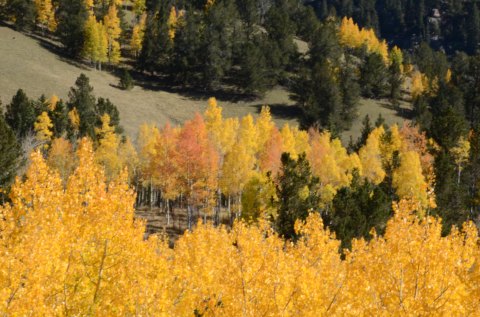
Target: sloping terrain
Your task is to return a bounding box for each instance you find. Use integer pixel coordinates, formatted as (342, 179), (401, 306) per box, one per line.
(0, 25), (299, 137)
(0, 25), (409, 142)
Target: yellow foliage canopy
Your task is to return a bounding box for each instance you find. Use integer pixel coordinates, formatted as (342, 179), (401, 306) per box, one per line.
(1, 147), (479, 315)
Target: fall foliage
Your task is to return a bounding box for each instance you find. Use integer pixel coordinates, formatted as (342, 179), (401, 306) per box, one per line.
(1, 145), (480, 315)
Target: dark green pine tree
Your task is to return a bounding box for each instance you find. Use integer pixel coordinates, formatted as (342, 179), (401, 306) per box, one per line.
(275, 153), (320, 241)
(463, 125), (480, 227)
(412, 94), (432, 131)
(330, 172), (392, 249)
(339, 59), (360, 130)
(5, 0), (35, 30)
(96, 98), (122, 134)
(360, 52), (388, 98)
(137, 8), (172, 75)
(201, 0), (238, 90)
(5, 89), (36, 139)
(429, 83), (468, 149)
(467, 1), (480, 55)
(264, 2), (297, 82)
(432, 150), (470, 235)
(237, 37), (271, 96)
(170, 8), (203, 85)
(355, 0), (379, 31)
(0, 107), (23, 203)
(388, 57), (403, 111)
(56, 0), (89, 57)
(49, 99), (68, 138)
(294, 61), (342, 132)
(67, 74), (97, 139)
(352, 114), (373, 151)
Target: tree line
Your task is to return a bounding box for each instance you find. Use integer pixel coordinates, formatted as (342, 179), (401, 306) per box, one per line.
(1, 0), (412, 133)
(0, 74), (445, 248)
(309, 0), (480, 54)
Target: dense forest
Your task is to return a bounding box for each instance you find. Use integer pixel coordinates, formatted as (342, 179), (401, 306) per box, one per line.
(3, 0), (480, 314)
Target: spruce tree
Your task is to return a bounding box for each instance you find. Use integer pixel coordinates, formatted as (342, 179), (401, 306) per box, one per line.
(67, 74), (97, 139)
(137, 9), (172, 74)
(467, 1), (480, 55)
(360, 52), (388, 98)
(238, 38), (271, 96)
(275, 153), (320, 240)
(388, 58), (403, 111)
(96, 98), (122, 134)
(330, 172), (392, 249)
(56, 0), (88, 57)
(339, 60), (360, 129)
(295, 61), (342, 131)
(49, 100), (68, 138)
(5, 89), (36, 138)
(0, 108), (23, 203)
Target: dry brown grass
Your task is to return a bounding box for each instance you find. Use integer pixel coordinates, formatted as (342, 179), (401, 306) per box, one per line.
(0, 25), (410, 143)
(0, 26), (299, 138)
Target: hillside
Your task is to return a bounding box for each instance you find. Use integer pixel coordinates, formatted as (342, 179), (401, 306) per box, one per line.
(0, 25), (409, 141)
(0, 25), (300, 137)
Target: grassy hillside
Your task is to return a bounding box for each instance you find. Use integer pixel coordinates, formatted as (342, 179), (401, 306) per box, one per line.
(0, 25), (409, 142)
(0, 26), (300, 137)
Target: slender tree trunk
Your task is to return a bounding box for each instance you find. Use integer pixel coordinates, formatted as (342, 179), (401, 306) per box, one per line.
(228, 195), (231, 226)
(166, 199), (170, 226)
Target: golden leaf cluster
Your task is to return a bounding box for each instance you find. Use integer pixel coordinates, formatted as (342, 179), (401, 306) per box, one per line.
(1, 145), (479, 315)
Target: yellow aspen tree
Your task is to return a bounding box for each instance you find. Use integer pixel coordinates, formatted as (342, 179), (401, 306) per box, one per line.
(399, 123), (437, 208)
(255, 106), (275, 155)
(359, 126), (386, 185)
(48, 94), (59, 111)
(130, 13), (146, 57)
(220, 140), (255, 220)
(389, 46), (403, 68)
(34, 0), (56, 32)
(411, 71), (425, 99)
(259, 126), (283, 175)
(104, 4), (121, 64)
(293, 126), (310, 157)
(132, 0), (146, 16)
(96, 21), (108, 70)
(83, 15), (108, 69)
(150, 124), (181, 224)
(47, 137), (76, 186)
(451, 136), (471, 185)
(445, 68), (452, 83)
(379, 124), (403, 168)
(137, 123), (160, 185)
(204, 97), (224, 151)
(84, 0), (93, 10)
(238, 114), (258, 156)
(378, 39), (389, 63)
(344, 200), (479, 315)
(241, 171), (277, 222)
(68, 107), (80, 135)
(338, 17), (359, 47)
(34, 111), (53, 148)
(392, 151), (429, 212)
(205, 0), (215, 10)
(95, 114), (121, 181)
(118, 137), (139, 183)
(83, 14), (100, 63)
(167, 6), (177, 41)
(308, 130), (354, 206)
(281, 123), (296, 159)
(0, 140), (173, 315)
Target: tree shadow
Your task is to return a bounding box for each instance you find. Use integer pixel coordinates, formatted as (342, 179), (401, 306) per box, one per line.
(378, 100), (415, 120)
(252, 103), (302, 121)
